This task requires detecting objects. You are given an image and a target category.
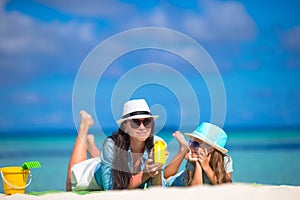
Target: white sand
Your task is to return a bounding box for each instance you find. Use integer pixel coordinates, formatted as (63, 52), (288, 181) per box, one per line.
(1, 183), (300, 200)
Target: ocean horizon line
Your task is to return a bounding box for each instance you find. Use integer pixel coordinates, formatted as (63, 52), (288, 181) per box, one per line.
(1, 142), (300, 159)
(0, 125), (300, 138)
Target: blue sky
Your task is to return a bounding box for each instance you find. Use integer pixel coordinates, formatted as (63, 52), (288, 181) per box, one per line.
(0, 0), (300, 133)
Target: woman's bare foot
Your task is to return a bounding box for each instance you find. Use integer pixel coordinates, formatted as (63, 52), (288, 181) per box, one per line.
(87, 134), (101, 158)
(77, 110), (94, 150)
(80, 110), (94, 130)
(173, 131), (189, 153)
(66, 111), (95, 191)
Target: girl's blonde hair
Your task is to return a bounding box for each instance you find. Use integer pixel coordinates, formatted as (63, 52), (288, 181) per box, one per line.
(210, 150), (232, 184)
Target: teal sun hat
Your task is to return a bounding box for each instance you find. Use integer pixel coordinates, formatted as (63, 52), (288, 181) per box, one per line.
(184, 122), (228, 154)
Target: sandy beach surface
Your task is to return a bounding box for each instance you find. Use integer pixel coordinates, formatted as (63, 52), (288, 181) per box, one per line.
(1, 183), (299, 200)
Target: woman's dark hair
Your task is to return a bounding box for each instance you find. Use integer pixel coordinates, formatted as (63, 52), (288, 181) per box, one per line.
(110, 120), (154, 189)
(209, 150), (232, 184)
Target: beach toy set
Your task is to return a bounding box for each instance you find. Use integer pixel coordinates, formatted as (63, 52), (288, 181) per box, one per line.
(1, 161), (41, 195)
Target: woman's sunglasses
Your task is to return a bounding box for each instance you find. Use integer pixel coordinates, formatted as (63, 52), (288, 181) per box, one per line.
(188, 140), (213, 152)
(129, 118), (153, 129)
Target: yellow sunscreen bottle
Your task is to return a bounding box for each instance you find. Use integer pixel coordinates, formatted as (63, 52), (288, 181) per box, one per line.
(154, 140), (166, 164)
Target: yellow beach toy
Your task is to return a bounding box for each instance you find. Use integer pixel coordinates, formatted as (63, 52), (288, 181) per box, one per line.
(0, 161), (41, 195)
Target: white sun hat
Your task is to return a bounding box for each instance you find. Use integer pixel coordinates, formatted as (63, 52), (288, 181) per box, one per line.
(116, 99), (159, 125)
(184, 122), (228, 154)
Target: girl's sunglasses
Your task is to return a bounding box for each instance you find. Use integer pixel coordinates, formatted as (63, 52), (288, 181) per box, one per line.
(188, 140), (213, 152)
(129, 118), (153, 129)
(188, 140), (200, 151)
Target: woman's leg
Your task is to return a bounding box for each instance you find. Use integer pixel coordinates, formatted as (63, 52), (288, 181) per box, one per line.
(87, 134), (101, 158)
(164, 131), (189, 179)
(66, 110), (94, 191)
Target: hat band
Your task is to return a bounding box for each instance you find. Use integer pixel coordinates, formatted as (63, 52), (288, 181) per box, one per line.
(122, 111), (151, 119)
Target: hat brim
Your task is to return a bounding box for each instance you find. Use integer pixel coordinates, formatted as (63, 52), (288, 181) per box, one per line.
(184, 132), (228, 154)
(117, 115), (159, 125)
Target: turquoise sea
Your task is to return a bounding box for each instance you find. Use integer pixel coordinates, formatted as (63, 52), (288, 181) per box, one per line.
(1, 129), (300, 193)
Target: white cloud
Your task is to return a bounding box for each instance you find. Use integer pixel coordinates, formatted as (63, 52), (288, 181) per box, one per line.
(8, 91), (43, 105)
(0, 2), (97, 85)
(32, 111), (65, 125)
(0, 0), (258, 86)
(0, 6), (96, 54)
(183, 0), (257, 42)
(281, 25), (300, 69)
(147, 8), (169, 27)
(35, 0), (257, 44)
(282, 25), (300, 52)
(35, 0), (136, 19)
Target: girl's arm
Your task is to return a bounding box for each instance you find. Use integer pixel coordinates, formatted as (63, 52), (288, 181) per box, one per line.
(226, 172), (232, 182)
(164, 131), (189, 179)
(198, 149), (217, 185)
(164, 150), (186, 179)
(202, 168), (232, 184)
(201, 164), (217, 185)
(189, 161), (203, 186)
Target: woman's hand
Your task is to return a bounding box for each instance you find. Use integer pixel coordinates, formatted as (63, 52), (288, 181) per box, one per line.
(145, 149), (162, 177)
(146, 156), (163, 186)
(145, 158), (162, 177)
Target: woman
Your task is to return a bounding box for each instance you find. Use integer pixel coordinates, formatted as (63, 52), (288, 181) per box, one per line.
(66, 99), (164, 191)
(164, 122), (233, 186)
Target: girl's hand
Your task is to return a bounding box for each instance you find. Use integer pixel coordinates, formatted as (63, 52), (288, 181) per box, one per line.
(187, 150), (199, 163)
(198, 148), (211, 169)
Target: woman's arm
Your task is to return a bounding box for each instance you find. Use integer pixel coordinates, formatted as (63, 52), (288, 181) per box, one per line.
(128, 158), (162, 189)
(100, 138), (115, 190)
(128, 171), (151, 189)
(128, 167), (162, 189)
(150, 170), (162, 186)
(146, 158), (163, 187)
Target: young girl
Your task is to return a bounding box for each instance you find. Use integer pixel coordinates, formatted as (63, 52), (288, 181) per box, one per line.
(66, 99), (165, 191)
(164, 122), (233, 186)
